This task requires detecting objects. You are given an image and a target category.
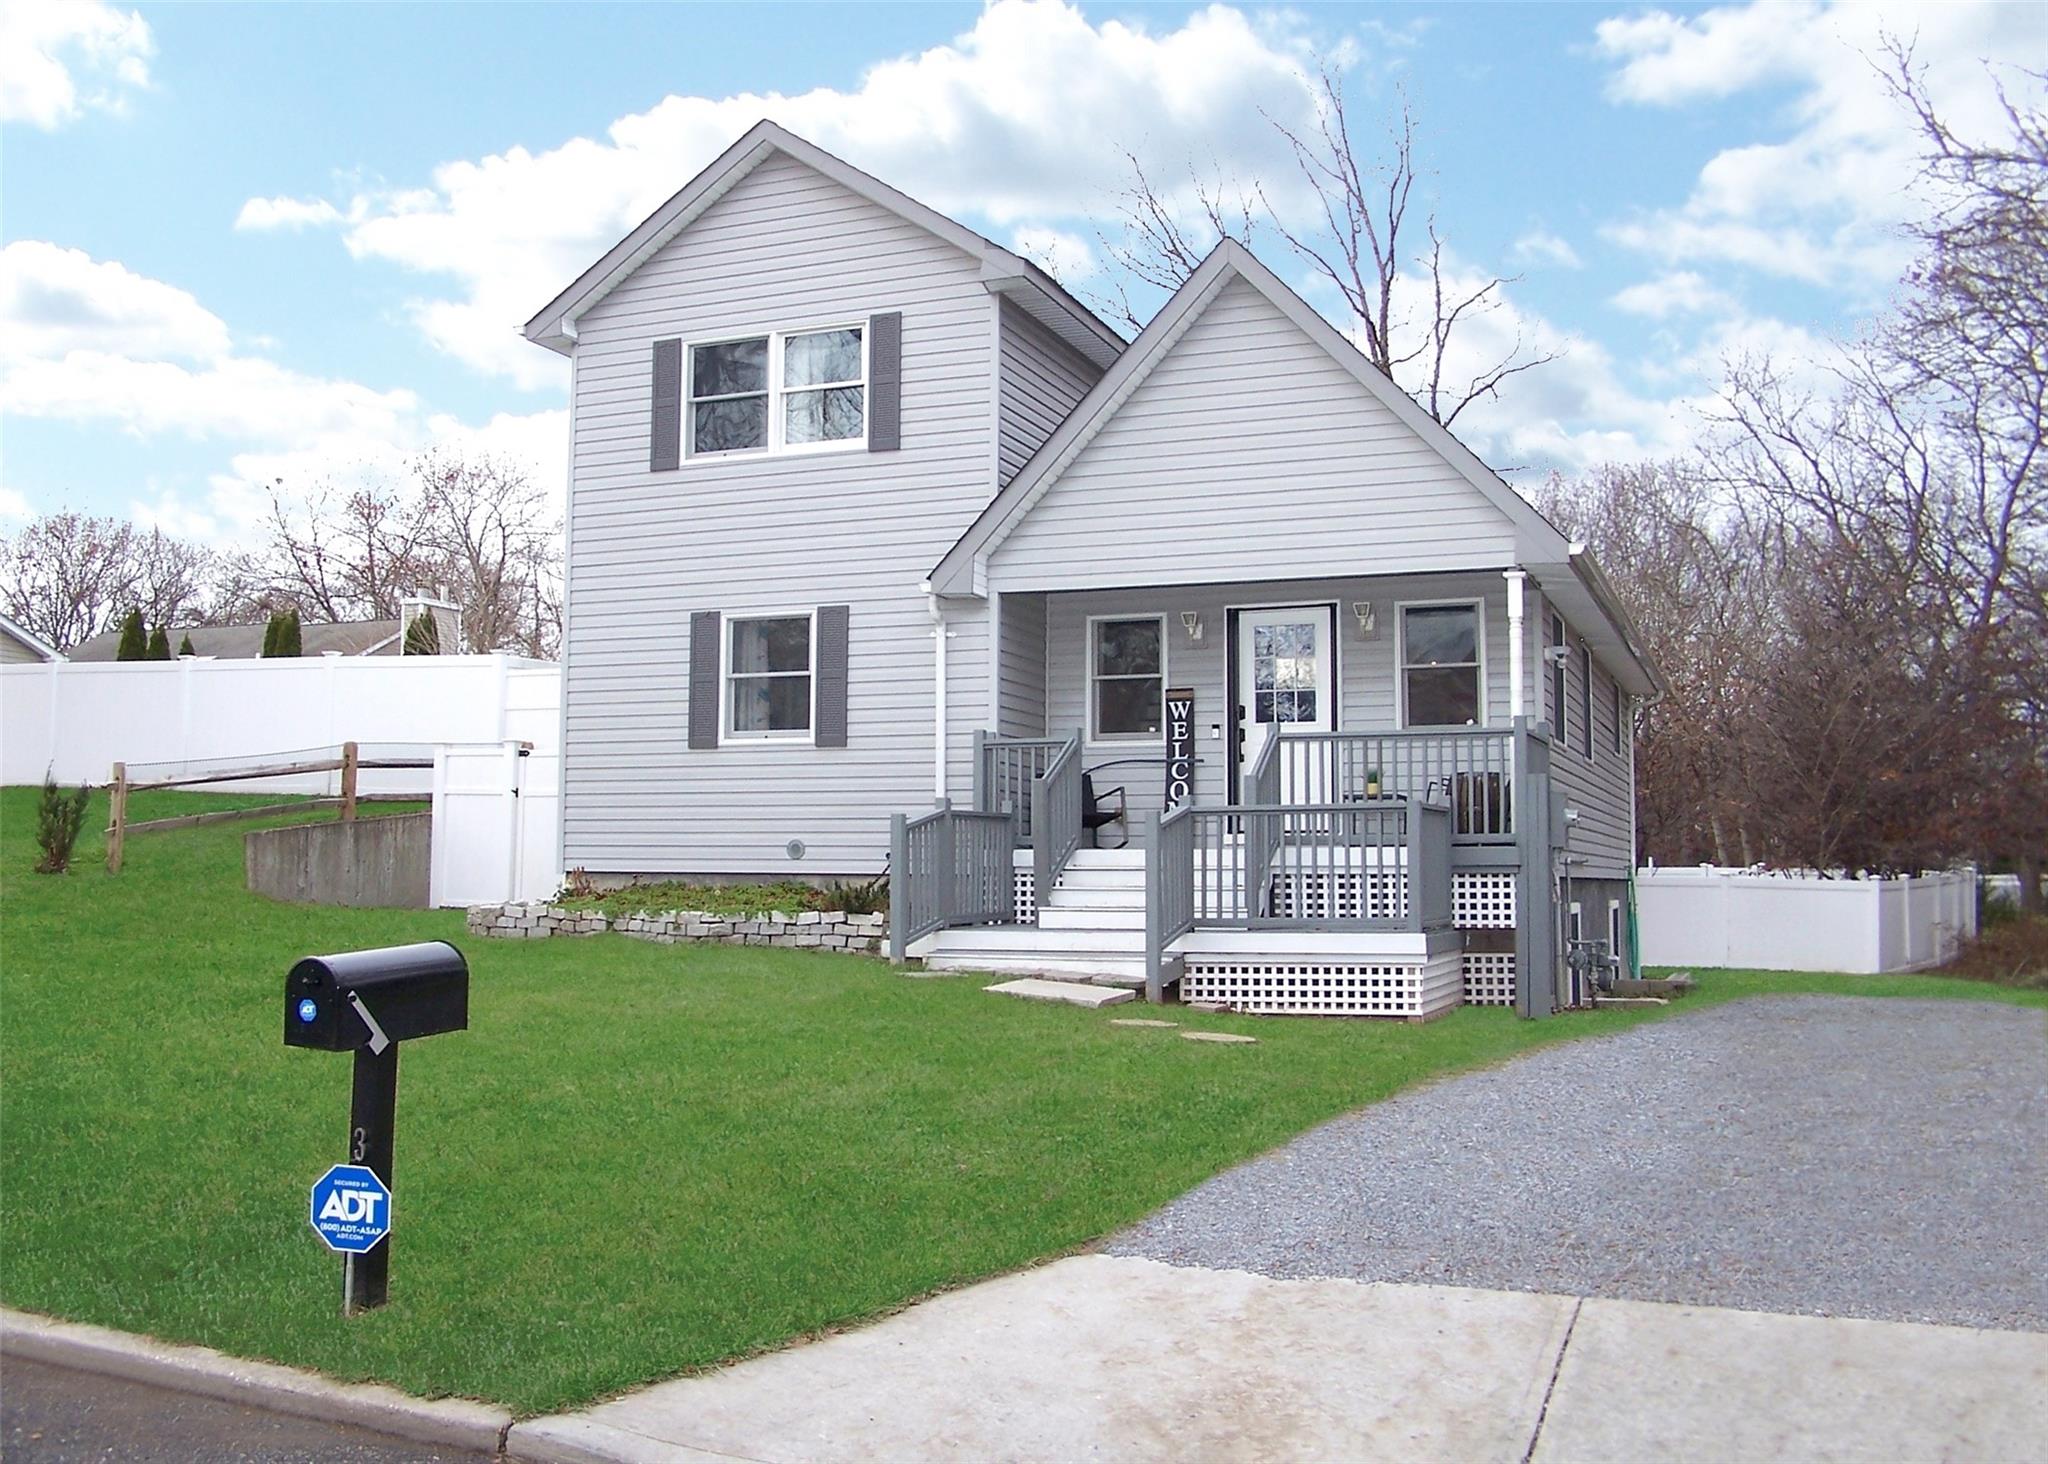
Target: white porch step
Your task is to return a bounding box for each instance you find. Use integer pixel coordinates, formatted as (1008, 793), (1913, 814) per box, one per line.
(930, 952), (1147, 986)
(930, 925), (1145, 954)
(983, 978), (1136, 1009)
(1038, 905), (1146, 930)
(1045, 868), (1147, 893)
(1044, 886), (1147, 909)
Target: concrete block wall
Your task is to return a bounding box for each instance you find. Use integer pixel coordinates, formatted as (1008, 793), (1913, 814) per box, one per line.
(466, 903), (886, 956)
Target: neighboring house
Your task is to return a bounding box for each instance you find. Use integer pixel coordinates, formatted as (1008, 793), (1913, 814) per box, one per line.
(524, 120), (1662, 1020)
(0, 613), (63, 665)
(67, 595), (464, 661)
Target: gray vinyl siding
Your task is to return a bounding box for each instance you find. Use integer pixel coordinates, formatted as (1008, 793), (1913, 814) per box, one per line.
(996, 298), (1101, 487)
(563, 151), (995, 876)
(988, 276), (1519, 593)
(1538, 590), (1635, 878)
(1036, 573), (1518, 824)
(0, 630), (43, 665)
(997, 591), (1048, 737)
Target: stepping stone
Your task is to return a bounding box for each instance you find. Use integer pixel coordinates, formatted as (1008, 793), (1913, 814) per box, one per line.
(1110, 1018), (1179, 1028)
(984, 978), (1135, 1009)
(1182, 1031), (1258, 1045)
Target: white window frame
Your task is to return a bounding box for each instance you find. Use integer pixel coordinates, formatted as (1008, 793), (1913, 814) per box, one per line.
(686, 323), (868, 460)
(1395, 598), (1487, 729)
(1086, 613), (1168, 746)
(1608, 898), (1624, 962)
(720, 608), (818, 745)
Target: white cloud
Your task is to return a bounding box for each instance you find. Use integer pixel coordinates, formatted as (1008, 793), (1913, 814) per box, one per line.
(235, 196), (347, 231)
(1609, 270), (1737, 319)
(0, 484), (33, 526)
(239, 0), (1331, 385)
(0, 0), (152, 129)
(1, 240), (230, 361)
(1011, 225), (1097, 281)
(0, 243), (563, 547)
(1510, 230), (1583, 270)
(1593, 0), (2048, 288)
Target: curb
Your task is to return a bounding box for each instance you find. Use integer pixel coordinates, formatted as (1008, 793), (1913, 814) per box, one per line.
(506, 1414), (757, 1463)
(0, 1307), (512, 1455)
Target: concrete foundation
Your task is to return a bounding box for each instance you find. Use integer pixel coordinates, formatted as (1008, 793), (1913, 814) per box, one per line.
(245, 813), (431, 909)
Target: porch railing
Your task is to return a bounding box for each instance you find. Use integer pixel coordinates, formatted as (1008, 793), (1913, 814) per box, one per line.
(1179, 796), (1454, 931)
(1143, 802), (1196, 1003)
(973, 731), (1067, 835)
(888, 801), (1018, 960)
(1267, 728), (1516, 842)
(1031, 733), (1084, 905)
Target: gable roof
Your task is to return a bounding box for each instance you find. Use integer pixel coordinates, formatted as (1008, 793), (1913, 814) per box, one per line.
(930, 239), (1661, 696)
(522, 119), (1124, 370)
(0, 612), (62, 662)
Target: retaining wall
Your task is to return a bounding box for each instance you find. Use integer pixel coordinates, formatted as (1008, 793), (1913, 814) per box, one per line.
(245, 813), (432, 908)
(466, 903), (886, 955)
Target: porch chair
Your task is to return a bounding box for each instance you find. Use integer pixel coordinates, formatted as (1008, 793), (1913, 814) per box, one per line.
(1080, 770), (1129, 850)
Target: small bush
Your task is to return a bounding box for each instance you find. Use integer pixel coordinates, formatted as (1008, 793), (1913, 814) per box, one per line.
(146, 625), (172, 660)
(115, 608), (147, 661)
(177, 632), (196, 657)
(404, 610), (441, 656)
(823, 874), (889, 915)
(33, 772), (91, 874)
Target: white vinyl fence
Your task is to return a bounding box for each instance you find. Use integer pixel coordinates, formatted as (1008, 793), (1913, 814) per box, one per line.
(1635, 866), (1979, 974)
(1, 654), (557, 794)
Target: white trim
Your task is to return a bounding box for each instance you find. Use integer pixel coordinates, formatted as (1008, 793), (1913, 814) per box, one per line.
(719, 608), (818, 745)
(1548, 609), (1567, 746)
(1227, 599), (1339, 793)
(1504, 569), (1525, 722)
(1608, 897), (1624, 960)
(1394, 598), (1487, 730)
(684, 322), (868, 461)
(1084, 612), (1167, 747)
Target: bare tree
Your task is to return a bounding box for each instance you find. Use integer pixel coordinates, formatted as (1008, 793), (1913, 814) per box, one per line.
(412, 451), (561, 658)
(0, 513), (217, 651)
(1097, 66), (1558, 426)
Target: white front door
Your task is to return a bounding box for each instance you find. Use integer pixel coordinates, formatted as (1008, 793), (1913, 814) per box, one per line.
(1236, 605), (1335, 800)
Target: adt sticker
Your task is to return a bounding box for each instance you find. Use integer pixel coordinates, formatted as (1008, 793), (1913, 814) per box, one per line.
(297, 998), (319, 1023)
(309, 1164), (391, 1254)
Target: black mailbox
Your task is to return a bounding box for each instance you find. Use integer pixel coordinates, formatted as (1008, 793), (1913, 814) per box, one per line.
(286, 941), (468, 1052)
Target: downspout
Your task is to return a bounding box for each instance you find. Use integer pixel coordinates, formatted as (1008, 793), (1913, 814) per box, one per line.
(925, 586), (949, 803)
(1504, 569), (1526, 722)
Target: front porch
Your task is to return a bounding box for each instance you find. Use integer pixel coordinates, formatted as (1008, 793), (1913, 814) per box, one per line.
(891, 718), (1560, 1020)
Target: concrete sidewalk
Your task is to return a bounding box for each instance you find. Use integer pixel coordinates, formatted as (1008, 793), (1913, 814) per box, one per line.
(506, 1255), (2048, 1464)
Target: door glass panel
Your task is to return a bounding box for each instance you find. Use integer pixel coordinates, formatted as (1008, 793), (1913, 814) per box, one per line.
(1251, 620), (1318, 722)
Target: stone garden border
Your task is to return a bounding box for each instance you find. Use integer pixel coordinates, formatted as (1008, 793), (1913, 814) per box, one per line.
(466, 903), (886, 955)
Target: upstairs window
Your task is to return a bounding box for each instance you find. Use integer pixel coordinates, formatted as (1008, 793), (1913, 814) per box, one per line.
(725, 614), (813, 739)
(1401, 603), (1481, 727)
(689, 326), (865, 457)
(1090, 616), (1164, 740)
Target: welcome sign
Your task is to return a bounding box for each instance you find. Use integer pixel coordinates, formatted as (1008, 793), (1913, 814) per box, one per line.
(1164, 687), (1195, 807)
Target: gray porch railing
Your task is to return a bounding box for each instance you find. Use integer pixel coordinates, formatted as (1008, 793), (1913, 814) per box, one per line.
(1266, 728), (1515, 842)
(1030, 732), (1084, 907)
(973, 731), (1067, 835)
(1179, 796), (1453, 931)
(888, 800), (1018, 960)
(1143, 803), (1196, 1003)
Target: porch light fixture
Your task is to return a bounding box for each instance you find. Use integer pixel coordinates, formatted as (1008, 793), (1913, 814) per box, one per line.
(1180, 611), (1204, 644)
(1350, 601), (1376, 637)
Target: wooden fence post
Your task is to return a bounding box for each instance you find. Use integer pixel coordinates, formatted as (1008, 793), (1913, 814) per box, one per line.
(106, 762), (128, 874)
(340, 741), (359, 821)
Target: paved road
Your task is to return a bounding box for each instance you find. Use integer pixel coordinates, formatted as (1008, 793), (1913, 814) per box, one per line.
(0, 1356), (491, 1464)
(1110, 996), (2048, 1330)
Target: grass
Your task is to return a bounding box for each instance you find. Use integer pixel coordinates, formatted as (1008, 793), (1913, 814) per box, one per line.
(3, 786), (2043, 1415)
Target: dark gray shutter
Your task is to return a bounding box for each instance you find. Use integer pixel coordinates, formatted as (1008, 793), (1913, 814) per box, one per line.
(688, 610), (720, 749)
(651, 338), (683, 471)
(815, 604), (851, 748)
(867, 312), (901, 452)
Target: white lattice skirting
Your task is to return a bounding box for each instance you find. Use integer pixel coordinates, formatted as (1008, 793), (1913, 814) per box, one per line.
(1182, 950), (1463, 1018)
(1013, 868), (1037, 923)
(1453, 871), (1516, 927)
(1462, 951), (1516, 1006)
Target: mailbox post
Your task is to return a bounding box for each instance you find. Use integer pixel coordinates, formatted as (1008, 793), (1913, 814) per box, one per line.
(285, 941), (468, 1315)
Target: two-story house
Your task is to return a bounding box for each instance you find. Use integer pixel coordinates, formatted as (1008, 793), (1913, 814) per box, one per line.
(524, 121), (1661, 1021)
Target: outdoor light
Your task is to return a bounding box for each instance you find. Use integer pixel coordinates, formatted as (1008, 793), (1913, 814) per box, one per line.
(1180, 611), (1204, 644)
(1544, 644), (1571, 665)
(1351, 601), (1376, 636)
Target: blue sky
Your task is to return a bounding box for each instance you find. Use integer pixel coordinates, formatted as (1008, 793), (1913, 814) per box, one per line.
(3, 0), (2043, 542)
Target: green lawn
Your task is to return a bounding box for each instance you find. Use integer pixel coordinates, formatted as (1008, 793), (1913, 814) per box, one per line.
(3, 786), (2041, 1414)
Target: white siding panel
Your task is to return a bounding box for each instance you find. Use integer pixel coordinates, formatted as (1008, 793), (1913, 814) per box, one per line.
(564, 152), (994, 876)
(989, 278), (1519, 592)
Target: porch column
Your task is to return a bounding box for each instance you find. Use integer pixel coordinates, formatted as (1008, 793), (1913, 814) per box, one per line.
(1504, 569), (1527, 721)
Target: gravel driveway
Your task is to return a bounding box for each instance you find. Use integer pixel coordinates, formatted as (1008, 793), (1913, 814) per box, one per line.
(1109, 996), (2048, 1331)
